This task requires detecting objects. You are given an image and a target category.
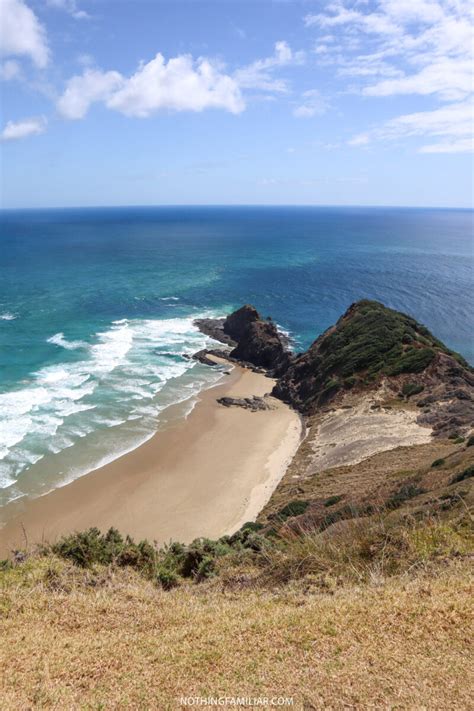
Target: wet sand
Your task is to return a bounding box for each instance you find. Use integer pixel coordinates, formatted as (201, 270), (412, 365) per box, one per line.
(0, 361), (302, 556)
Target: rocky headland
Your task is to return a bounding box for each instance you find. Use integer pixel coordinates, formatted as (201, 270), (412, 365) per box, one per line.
(196, 299), (474, 439)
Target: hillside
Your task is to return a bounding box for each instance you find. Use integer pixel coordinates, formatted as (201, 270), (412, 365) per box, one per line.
(273, 300), (473, 438)
(1, 300), (473, 709)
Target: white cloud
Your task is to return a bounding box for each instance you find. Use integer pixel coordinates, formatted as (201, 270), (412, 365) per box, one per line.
(306, 1), (473, 99)
(348, 133), (370, 146)
(46, 0), (90, 20)
(0, 0), (49, 67)
(293, 89), (328, 118)
(108, 54), (244, 117)
(57, 69), (123, 119)
(234, 41), (305, 92)
(363, 58), (473, 101)
(1, 115), (47, 140)
(57, 54), (244, 119)
(306, 1), (473, 152)
(0, 59), (21, 80)
(349, 100), (474, 153)
(420, 138), (474, 153)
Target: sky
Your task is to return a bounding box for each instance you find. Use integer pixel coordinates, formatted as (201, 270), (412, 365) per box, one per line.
(0, 0), (473, 209)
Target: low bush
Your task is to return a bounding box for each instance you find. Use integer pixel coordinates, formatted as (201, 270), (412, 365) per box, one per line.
(276, 500), (310, 520)
(401, 382), (424, 398)
(450, 465), (474, 485)
(343, 376), (356, 389)
(324, 495), (343, 508)
(387, 348), (436, 376)
(156, 567), (179, 590)
(256, 512), (473, 587)
(431, 458), (445, 468)
(466, 436), (474, 447)
(386, 482), (426, 510)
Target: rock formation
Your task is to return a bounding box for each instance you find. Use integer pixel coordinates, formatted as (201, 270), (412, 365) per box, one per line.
(196, 300), (473, 438)
(195, 304), (291, 376)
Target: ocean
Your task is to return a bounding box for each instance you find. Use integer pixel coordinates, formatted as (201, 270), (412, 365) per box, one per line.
(0, 206), (472, 506)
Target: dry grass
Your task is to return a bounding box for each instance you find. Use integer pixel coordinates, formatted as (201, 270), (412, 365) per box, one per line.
(1, 557), (473, 710)
(259, 432), (474, 527)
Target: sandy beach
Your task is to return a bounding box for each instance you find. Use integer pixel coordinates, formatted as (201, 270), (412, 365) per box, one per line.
(0, 360), (302, 556)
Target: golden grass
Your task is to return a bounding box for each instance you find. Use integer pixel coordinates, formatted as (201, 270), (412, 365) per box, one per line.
(1, 558), (473, 710)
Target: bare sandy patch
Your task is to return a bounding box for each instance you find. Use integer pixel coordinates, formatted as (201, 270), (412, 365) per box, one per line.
(308, 390), (432, 474)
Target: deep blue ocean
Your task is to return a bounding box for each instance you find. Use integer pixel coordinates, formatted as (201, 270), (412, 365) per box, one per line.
(0, 206), (473, 505)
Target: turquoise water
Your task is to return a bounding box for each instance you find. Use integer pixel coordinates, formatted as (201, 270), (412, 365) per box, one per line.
(0, 206), (472, 504)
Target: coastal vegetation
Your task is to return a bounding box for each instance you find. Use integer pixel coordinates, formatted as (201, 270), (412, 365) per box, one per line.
(3, 437), (472, 592)
(274, 299), (472, 415)
(1, 299), (473, 708)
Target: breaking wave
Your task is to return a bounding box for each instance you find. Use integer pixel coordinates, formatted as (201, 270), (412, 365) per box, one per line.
(0, 314), (225, 502)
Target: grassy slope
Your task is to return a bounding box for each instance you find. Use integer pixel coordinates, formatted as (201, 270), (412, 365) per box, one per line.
(259, 433), (473, 525)
(1, 559), (473, 710)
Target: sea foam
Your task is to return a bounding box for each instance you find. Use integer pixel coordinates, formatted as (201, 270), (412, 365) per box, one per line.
(0, 313), (224, 502)
(0, 312), (17, 321)
(47, 333), (88, 350)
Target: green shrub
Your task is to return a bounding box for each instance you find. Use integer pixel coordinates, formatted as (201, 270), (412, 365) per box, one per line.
(319, 503), (375, 532)
(386, 483), (426, 510)
(466, 436), (474, 447)
(277, 500), (310, 520)
(52, 527), (116, 567)
(450, 466), (474, 485)
(156, 567), (179, 590)
(324, 495), (343, 508)
(195, 556), (216, 582)
(431, 458), (445, 468)
(50, 527), (158, 574)
(387, 348), (436, 376)
(401, 382), (424, 397)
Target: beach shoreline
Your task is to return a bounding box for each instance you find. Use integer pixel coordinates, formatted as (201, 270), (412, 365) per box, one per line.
(0, 360), (302, 556)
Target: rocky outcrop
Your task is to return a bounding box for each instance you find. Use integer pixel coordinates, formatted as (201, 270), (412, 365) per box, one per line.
(222, 305), (260, 341)
(194, 317), (236, 346)
(192, 349), (221, 367)
(415, 352), (474, 438)
(217, 396), (275, 412)
(230, 318), (291, 375)
(195, 305), (291, 376)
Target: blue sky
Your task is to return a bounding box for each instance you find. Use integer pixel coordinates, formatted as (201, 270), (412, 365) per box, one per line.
(1, 0), (473, 208)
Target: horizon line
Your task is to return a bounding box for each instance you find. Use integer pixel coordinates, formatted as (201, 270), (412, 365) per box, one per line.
(1, 202), (473, 212)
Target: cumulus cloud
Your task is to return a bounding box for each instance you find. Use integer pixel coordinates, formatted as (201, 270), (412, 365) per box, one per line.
(57, 53), (245, 119)
(234, 41), (305, 92)
(108, 54), (244, 117)
(57, 69), (123, 119)
(306, 1), (473, 152)
(1, 115), (47, 140)
(0, 0), (49, 67)
(293, 89), (328, 118)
